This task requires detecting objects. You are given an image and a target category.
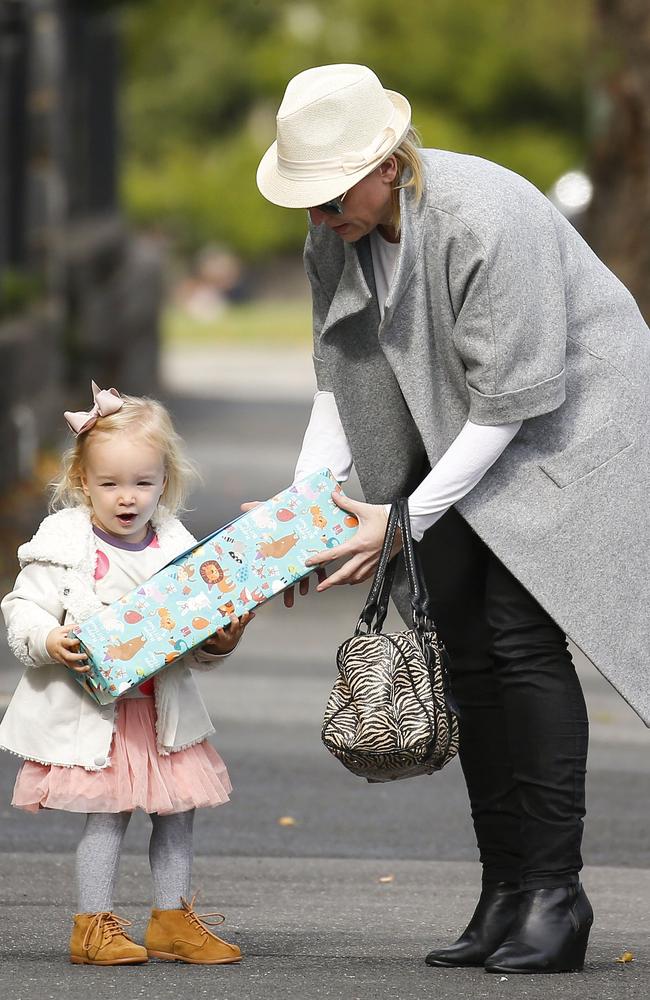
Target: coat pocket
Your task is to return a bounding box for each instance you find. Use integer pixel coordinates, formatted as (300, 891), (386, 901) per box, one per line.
(539, 420), (633, 488)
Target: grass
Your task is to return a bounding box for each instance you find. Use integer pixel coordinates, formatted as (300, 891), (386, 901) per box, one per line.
(162, 300), (313, 347)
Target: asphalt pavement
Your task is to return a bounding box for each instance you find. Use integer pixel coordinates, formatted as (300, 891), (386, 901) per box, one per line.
(0, 343), (649, 999)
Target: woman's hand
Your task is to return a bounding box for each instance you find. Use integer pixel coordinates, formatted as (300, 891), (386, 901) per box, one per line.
(201, 612), (254, 655)
(282, 567), (328, 608)
(46, 625), (90, 673)
(305, 491), (401, 591)
(240, 500), (327, 608)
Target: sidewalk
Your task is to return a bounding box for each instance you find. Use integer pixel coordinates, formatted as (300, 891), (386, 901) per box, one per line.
(161, 341), (316, 402)
(0, 854), (648, 999)
(1, 609), (649, 999)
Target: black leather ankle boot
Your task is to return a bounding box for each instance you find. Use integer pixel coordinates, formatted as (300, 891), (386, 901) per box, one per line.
(484, 884), (593, 974)
(425, 881), (522, 967)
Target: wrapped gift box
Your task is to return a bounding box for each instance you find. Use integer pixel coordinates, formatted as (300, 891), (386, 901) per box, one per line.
(72, 469), (358, 704)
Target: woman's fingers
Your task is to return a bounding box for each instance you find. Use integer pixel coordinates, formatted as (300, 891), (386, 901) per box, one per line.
(283, 568), (328, 608)
(330, 488), (362, 515)
(305, 528), (381, 568)
(305, 494), (386, 569)
(302, 496), (389, 589)
(255, 490), (380, 601)
(240, 501), (262, 512)
(305, 543), (349, 567)
(316, 552), (378, 590)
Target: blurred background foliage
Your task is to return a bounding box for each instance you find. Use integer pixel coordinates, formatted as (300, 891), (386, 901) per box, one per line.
(121, 0), (592, 260)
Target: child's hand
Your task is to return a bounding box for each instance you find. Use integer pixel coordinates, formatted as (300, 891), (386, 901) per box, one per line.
(201, 612), (254, 655)
(46, 626), (90, 673)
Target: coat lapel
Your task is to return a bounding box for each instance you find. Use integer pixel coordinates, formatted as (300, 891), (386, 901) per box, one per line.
(321, 239), (375, 339)
(319, 180), (428, 341)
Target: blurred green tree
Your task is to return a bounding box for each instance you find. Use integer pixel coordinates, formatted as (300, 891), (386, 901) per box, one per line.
(121, 0), (591, 258)
(584, 0), (650, 321)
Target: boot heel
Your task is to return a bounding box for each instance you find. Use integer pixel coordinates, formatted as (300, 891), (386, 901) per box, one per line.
(485, 885), (594, 974)
(561, 923), (591, 973)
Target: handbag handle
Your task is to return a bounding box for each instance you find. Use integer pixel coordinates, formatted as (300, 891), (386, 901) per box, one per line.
(356, 498), (435, 635)
(397, 497), (435, 626)
(356, 503), (400, 633)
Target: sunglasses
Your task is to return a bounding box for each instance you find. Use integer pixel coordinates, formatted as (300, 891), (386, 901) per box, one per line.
(314, 191), (348, 216)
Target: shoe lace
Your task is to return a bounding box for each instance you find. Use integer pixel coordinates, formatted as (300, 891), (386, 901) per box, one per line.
(82, 912), (133, 952)
(180, 894), (226, 938)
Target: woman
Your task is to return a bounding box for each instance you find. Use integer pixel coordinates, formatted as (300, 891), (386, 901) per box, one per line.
(254, 63), (650, 974)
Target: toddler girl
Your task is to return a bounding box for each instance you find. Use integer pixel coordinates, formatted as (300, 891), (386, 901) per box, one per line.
(0, 382), (252, 966)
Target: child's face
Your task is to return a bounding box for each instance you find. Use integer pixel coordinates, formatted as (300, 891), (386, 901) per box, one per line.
(81, 433), (167, 543)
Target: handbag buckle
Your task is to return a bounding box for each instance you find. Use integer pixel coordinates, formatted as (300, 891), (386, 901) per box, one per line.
(355, 617), (373, 636)
(413, 610), (434, 631)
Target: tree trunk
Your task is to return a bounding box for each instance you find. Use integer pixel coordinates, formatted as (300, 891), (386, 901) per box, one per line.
(584, 0), (650, 322)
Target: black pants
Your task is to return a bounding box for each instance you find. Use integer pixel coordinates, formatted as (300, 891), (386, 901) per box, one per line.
(419, 509), (588, 890)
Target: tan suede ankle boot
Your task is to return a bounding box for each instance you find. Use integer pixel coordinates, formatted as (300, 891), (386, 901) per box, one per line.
(144, 895), (242, 964)
(70, 911), (149, 965)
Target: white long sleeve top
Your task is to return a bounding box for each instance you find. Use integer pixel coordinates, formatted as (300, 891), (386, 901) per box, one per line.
(294, 227), (521, 540)
(294, 393), (520, 540)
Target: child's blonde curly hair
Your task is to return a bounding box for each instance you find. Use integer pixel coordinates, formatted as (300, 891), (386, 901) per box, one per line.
(51, 394), (198, 516)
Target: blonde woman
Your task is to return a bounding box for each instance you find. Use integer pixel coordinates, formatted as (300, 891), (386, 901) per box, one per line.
(1, 384), (252, 965)
(256, 63), (650, 974)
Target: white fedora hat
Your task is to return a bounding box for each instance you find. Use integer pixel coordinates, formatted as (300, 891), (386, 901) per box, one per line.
(257, 64), (411, 209)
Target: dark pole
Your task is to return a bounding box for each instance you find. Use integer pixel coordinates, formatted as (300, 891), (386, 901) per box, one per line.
(0, 0), (29, 271)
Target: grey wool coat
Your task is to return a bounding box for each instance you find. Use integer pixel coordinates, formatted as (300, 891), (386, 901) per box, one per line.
(305, 147), (650, 726)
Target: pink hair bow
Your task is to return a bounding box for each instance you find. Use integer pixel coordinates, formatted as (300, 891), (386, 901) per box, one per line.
(64, 380), (124, 436)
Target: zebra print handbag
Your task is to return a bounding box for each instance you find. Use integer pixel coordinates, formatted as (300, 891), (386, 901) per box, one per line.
(322, 498), (459, 782)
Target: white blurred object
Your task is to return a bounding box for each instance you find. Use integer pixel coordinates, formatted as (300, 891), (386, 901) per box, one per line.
(161, 343), (316, 402)
(547, 170), (594, 222)
(175, 244), (245, 323)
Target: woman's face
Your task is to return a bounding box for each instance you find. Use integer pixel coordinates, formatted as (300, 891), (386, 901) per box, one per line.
(308, 158), (399, 243)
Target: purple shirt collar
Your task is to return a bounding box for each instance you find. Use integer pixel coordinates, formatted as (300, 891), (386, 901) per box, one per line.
(92, 523), (156, 552)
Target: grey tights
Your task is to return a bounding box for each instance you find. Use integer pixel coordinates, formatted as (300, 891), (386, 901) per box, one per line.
(75, 809), (195, 913)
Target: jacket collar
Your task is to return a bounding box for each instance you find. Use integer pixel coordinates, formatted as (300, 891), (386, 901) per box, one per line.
(320, 172), (429, 339)
(18, 505), (193, 571)
(321, 239), (374, 338)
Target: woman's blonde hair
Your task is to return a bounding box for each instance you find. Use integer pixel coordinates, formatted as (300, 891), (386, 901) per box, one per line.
(388, 126), (424, 236)
(50, 395), (198, 516)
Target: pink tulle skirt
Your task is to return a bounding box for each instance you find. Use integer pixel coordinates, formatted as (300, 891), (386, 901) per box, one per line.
(12, 697), (232, 815)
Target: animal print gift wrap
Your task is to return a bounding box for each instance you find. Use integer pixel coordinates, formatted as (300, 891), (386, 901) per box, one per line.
(73, 469), (358, 704)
